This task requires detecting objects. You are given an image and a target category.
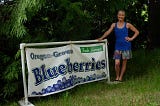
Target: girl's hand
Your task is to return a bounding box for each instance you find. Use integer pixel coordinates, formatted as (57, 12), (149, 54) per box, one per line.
(96, 37), (103, 41)
(125, 37), (133, 42)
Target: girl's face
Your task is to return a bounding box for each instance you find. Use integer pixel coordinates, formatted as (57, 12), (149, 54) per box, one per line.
(117, 11), (125, 21)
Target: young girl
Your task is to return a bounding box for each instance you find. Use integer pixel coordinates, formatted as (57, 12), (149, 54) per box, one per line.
(97, 10), (139, 82)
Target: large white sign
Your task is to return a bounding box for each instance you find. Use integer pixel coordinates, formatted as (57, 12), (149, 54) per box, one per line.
(26, 43), (109, 97)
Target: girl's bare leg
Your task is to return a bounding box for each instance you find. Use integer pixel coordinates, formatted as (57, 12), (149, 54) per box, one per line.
(119, 59), (127, 81)
(115, 59), (120, 80)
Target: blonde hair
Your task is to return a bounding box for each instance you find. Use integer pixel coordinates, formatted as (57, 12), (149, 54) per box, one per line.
(118, 10), (125, 15)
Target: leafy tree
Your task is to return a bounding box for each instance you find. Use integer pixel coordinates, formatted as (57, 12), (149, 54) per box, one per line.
(0, 0), (92, 102)
(24, 0), (92, 42)
(0, 0), (150, 103)
(83, 0), (149, 49)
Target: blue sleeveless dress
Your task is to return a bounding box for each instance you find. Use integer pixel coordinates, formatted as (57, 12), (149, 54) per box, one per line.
(113, 22), (132, 59)
(114, 22), (131, 50)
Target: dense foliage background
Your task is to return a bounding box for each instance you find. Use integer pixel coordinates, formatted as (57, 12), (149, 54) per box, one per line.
(0, 0), (159, 103)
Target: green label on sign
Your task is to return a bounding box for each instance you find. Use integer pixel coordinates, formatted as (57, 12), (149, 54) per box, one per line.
(80, 45), (103, 53)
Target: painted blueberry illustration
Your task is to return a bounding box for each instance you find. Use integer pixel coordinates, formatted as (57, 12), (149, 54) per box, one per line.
(64, 82), (68, 88)
(32, 91), (37, 95)
(46, 86), (52, 93)
(51, 86), (56, 92)
(90, 76), (93, 81)
(54, 84), (61, 91)
(66, 79), (71, 87)
(57, 80), (63, 90)
(38, 92), (42, 95)
(69, 76), (74, 86)
(42, 88), (46, 94)
(61, 82), (65, 89)
(62, 77), (68, 88)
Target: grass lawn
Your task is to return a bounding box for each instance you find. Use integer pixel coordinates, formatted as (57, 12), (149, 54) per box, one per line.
(5, 49), (160, 106)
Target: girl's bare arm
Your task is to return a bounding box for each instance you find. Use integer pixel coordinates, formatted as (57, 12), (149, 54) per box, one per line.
(97, 23), (115, 41)
(126, 23), (139, 41)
